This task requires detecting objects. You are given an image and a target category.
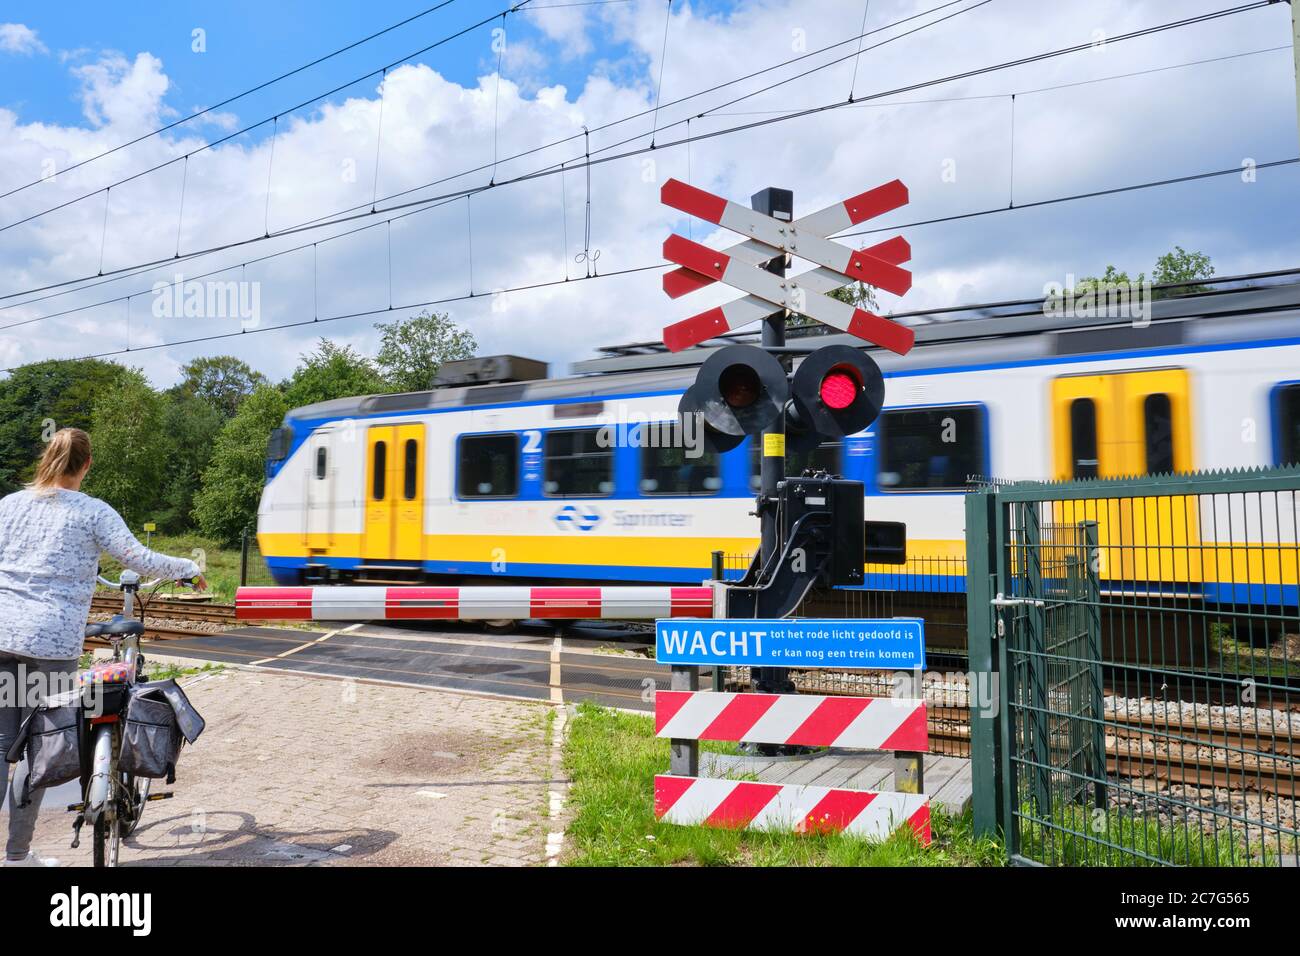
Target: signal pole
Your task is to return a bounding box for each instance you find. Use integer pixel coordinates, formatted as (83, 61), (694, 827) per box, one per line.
(751, 186), (794, 706)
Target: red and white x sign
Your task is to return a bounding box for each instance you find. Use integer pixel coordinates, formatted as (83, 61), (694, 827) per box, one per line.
(659, 178), (915, 354)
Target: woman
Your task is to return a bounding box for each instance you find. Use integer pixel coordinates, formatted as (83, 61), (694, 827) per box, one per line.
(0, 428), (206, 866)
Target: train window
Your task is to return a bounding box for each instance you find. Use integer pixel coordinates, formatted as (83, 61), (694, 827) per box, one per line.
(1069, 398), (1099, 479)
(544, 428), (613, 497)
(314, 447), (327, 480)
(876, 405), (986, 491)
(641, 424), (720, 496)
(371, 441), (386, 500)
(1143, 393), (1175, 474)
(1277, 384), (1300, 466)
(748, 441), (843, 492)
(403, 439), (418, 500)
(457, 434), (518, 498)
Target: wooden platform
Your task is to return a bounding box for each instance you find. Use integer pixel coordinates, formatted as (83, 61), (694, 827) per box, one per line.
(701, 749), (973, 815)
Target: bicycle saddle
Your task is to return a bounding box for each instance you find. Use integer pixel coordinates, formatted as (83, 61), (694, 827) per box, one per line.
(85, 615), (145, 638)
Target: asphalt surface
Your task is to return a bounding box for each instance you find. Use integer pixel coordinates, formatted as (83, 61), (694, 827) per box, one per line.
(145, 621), (669, 711)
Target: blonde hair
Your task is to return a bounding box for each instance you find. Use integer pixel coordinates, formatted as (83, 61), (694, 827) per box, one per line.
(28, 428), (92, 494)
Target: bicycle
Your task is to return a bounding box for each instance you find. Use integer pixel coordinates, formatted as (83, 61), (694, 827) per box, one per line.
(73, 569), (196, 867)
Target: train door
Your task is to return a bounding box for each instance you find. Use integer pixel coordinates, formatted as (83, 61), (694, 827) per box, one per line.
(1051, 369), (1196, 584)
(363, 426), (397, 560)
(304, 428), (334, 549)
(393, 423), (425, 561)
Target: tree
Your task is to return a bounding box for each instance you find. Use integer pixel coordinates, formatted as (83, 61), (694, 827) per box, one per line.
(0, 358), (131, 494)
(374, 311), (476, 393)
(82, 369), (168, 529)
(1152, 245), (1214, 297)
(177, 356), (267, 418)
(155, 390), (225, 533)
(192, 385), (289, 544)
(1074, 264), (1139, 294)
(282, 339), (386, 409)
(1073, 248), (1215, 298)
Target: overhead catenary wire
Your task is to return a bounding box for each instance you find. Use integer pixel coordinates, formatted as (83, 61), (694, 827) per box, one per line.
(848, 0), (873, 100)
(649, 0), (674, 147)
(0, 0), (1271, 308)
(0, 0), (978, 317)
(0, 0), (971, 251)
(0, 0), (1282, 319)
(0, 0), (466, 202)
(0, 263), (667, 371)
(0, 0), (996, 309)
(6, 151), (1296, 373)
(0, 0), (537, 237)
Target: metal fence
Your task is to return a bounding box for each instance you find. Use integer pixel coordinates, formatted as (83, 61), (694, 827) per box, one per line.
(967, 466), (1300, 866)
(238, 530), (276, 588)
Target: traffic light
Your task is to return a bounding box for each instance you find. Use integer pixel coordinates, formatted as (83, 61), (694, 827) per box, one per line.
(786, 345), (885, 450)
(678, 344), (789, 453)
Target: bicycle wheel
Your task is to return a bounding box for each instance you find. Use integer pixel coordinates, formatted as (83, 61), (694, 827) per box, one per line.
(92, 815), (121, 867)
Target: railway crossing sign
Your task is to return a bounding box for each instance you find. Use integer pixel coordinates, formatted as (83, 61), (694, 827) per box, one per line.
(659, 178), (917, 353)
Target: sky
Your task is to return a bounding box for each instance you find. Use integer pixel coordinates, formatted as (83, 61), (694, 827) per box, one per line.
(0, 0), (1297, 387)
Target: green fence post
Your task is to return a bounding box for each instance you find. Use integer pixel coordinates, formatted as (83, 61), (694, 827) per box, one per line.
(1022, 503), (1053, 824)
(964, 487), (1002, 838)
(1081, 520), (1106, 810)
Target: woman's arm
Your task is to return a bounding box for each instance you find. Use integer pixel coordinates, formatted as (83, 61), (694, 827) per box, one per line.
(91, 501), (202, 582)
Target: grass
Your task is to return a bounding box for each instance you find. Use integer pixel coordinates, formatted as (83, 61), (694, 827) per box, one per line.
(96, 531), (274, 604)
(561, 702), (1004, 867)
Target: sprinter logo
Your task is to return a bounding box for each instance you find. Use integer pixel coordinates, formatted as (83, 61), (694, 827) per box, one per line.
(49, 887), (152, 937)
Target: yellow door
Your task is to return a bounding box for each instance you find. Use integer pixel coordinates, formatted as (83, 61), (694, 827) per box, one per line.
(1050, 369), (1196, 586)
(363, 427), (397, 560)
(393, 424), (424, 561)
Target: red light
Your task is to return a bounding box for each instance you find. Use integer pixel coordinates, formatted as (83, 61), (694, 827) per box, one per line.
(819, 368), (859, 410)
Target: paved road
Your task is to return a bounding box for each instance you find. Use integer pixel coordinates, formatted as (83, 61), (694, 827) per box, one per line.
(146, 621), (672, 711)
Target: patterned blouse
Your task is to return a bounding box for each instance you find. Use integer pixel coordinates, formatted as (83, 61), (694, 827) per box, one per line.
(0, 489), (201, 660)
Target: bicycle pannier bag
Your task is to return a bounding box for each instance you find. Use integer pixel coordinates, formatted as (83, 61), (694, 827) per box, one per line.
(119, 679), (203, 780)
(4, 692), (83, 806)
(118, 688), (183, 780)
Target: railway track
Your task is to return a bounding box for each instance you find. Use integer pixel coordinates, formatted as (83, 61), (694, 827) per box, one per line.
(90, 594), (236, 624)
(926, 706), (1298, 796)
(87, 594), (237, 646)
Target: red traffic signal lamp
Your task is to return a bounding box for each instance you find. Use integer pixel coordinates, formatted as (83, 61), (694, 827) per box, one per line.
(680, 343), (885, 455)
(678, 344), (789, 453)
(787, 345), (885, 451)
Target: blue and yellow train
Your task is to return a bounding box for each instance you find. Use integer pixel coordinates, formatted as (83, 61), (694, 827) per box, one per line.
(257, 278), (1300, 611)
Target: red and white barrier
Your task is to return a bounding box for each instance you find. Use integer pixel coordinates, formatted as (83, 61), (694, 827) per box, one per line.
(655, 691), (927, 750)
(235, 585), (715, 622)
(654, 776), (930, 843)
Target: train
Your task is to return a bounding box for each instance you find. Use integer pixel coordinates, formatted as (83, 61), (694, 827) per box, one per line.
(256, 276), (1300, 619)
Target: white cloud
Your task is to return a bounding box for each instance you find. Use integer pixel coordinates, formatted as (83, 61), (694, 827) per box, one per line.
(0, 0), (1296, 391)
(0, 23), (47, 56)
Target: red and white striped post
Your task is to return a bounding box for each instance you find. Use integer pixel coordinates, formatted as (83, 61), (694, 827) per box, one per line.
(653, 689), (931, 843)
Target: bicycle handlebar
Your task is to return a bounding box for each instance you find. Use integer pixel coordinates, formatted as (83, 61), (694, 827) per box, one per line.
(96, 575), (192, 589)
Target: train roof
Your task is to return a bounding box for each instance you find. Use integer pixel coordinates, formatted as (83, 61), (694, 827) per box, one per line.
(284, 271), (1300, 423)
